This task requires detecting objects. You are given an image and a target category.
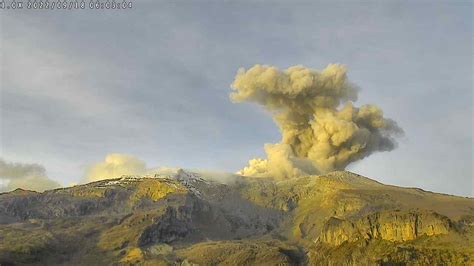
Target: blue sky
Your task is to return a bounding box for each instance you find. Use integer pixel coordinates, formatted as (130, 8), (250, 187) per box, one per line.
(1, 1), (472, 196)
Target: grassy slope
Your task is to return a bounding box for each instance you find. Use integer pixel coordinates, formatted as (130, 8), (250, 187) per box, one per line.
(0, 171), (473, 265)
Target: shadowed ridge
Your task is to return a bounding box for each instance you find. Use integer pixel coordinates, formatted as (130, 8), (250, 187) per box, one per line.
(0, 170), (472, 265)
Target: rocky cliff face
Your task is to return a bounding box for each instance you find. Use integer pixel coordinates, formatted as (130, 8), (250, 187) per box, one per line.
(0, 170), (472, 265)
(320, 210), (454, 245)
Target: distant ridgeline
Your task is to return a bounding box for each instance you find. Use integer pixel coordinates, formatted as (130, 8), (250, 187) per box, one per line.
(0, 170), (473, 265)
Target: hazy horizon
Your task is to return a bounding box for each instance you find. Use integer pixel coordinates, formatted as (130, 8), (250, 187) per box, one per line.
(1, 1), (472, 196)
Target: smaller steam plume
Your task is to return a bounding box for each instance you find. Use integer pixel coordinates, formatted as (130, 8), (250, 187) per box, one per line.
(85, 153), (147, 182)
(231, 64), (402, 179)
(85, 154), (241, 184)
(0, 158), (60, 192)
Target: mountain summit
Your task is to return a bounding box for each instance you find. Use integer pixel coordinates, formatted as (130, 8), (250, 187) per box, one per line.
(0, 170), (472, 265)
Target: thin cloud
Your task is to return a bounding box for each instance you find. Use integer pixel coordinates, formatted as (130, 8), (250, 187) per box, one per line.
(0, 158), (60, 192)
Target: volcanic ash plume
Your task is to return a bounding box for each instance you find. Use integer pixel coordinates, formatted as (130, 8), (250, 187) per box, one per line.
(231, 64), (402, 179)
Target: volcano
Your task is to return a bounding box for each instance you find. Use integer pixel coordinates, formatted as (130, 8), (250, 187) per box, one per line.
(0, 170), (472, 265)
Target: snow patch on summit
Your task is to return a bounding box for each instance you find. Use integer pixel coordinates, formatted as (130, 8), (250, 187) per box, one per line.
(97, 168), (214, 198)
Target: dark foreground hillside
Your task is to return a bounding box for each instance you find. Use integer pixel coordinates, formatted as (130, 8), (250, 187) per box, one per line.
(0, 170), (473, 265)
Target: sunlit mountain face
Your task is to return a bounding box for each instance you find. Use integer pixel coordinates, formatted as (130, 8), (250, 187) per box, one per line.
(0, 170), (472, 265)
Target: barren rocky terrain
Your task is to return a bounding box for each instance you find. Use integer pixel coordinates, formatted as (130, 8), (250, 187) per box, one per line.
(0, 170), (472, 265)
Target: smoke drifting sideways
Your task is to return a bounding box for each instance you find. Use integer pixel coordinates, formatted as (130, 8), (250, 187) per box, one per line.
(231, 64), (403, 180)
(0, 158), (60, 192)
(85, 153), (242, 184)
(85, 154), (147, 182)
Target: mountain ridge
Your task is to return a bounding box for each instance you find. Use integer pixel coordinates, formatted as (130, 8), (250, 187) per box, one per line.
(0, 170), (473, 265)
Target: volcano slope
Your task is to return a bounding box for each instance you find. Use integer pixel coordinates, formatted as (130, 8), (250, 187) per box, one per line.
(0, 170), (473, 265)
